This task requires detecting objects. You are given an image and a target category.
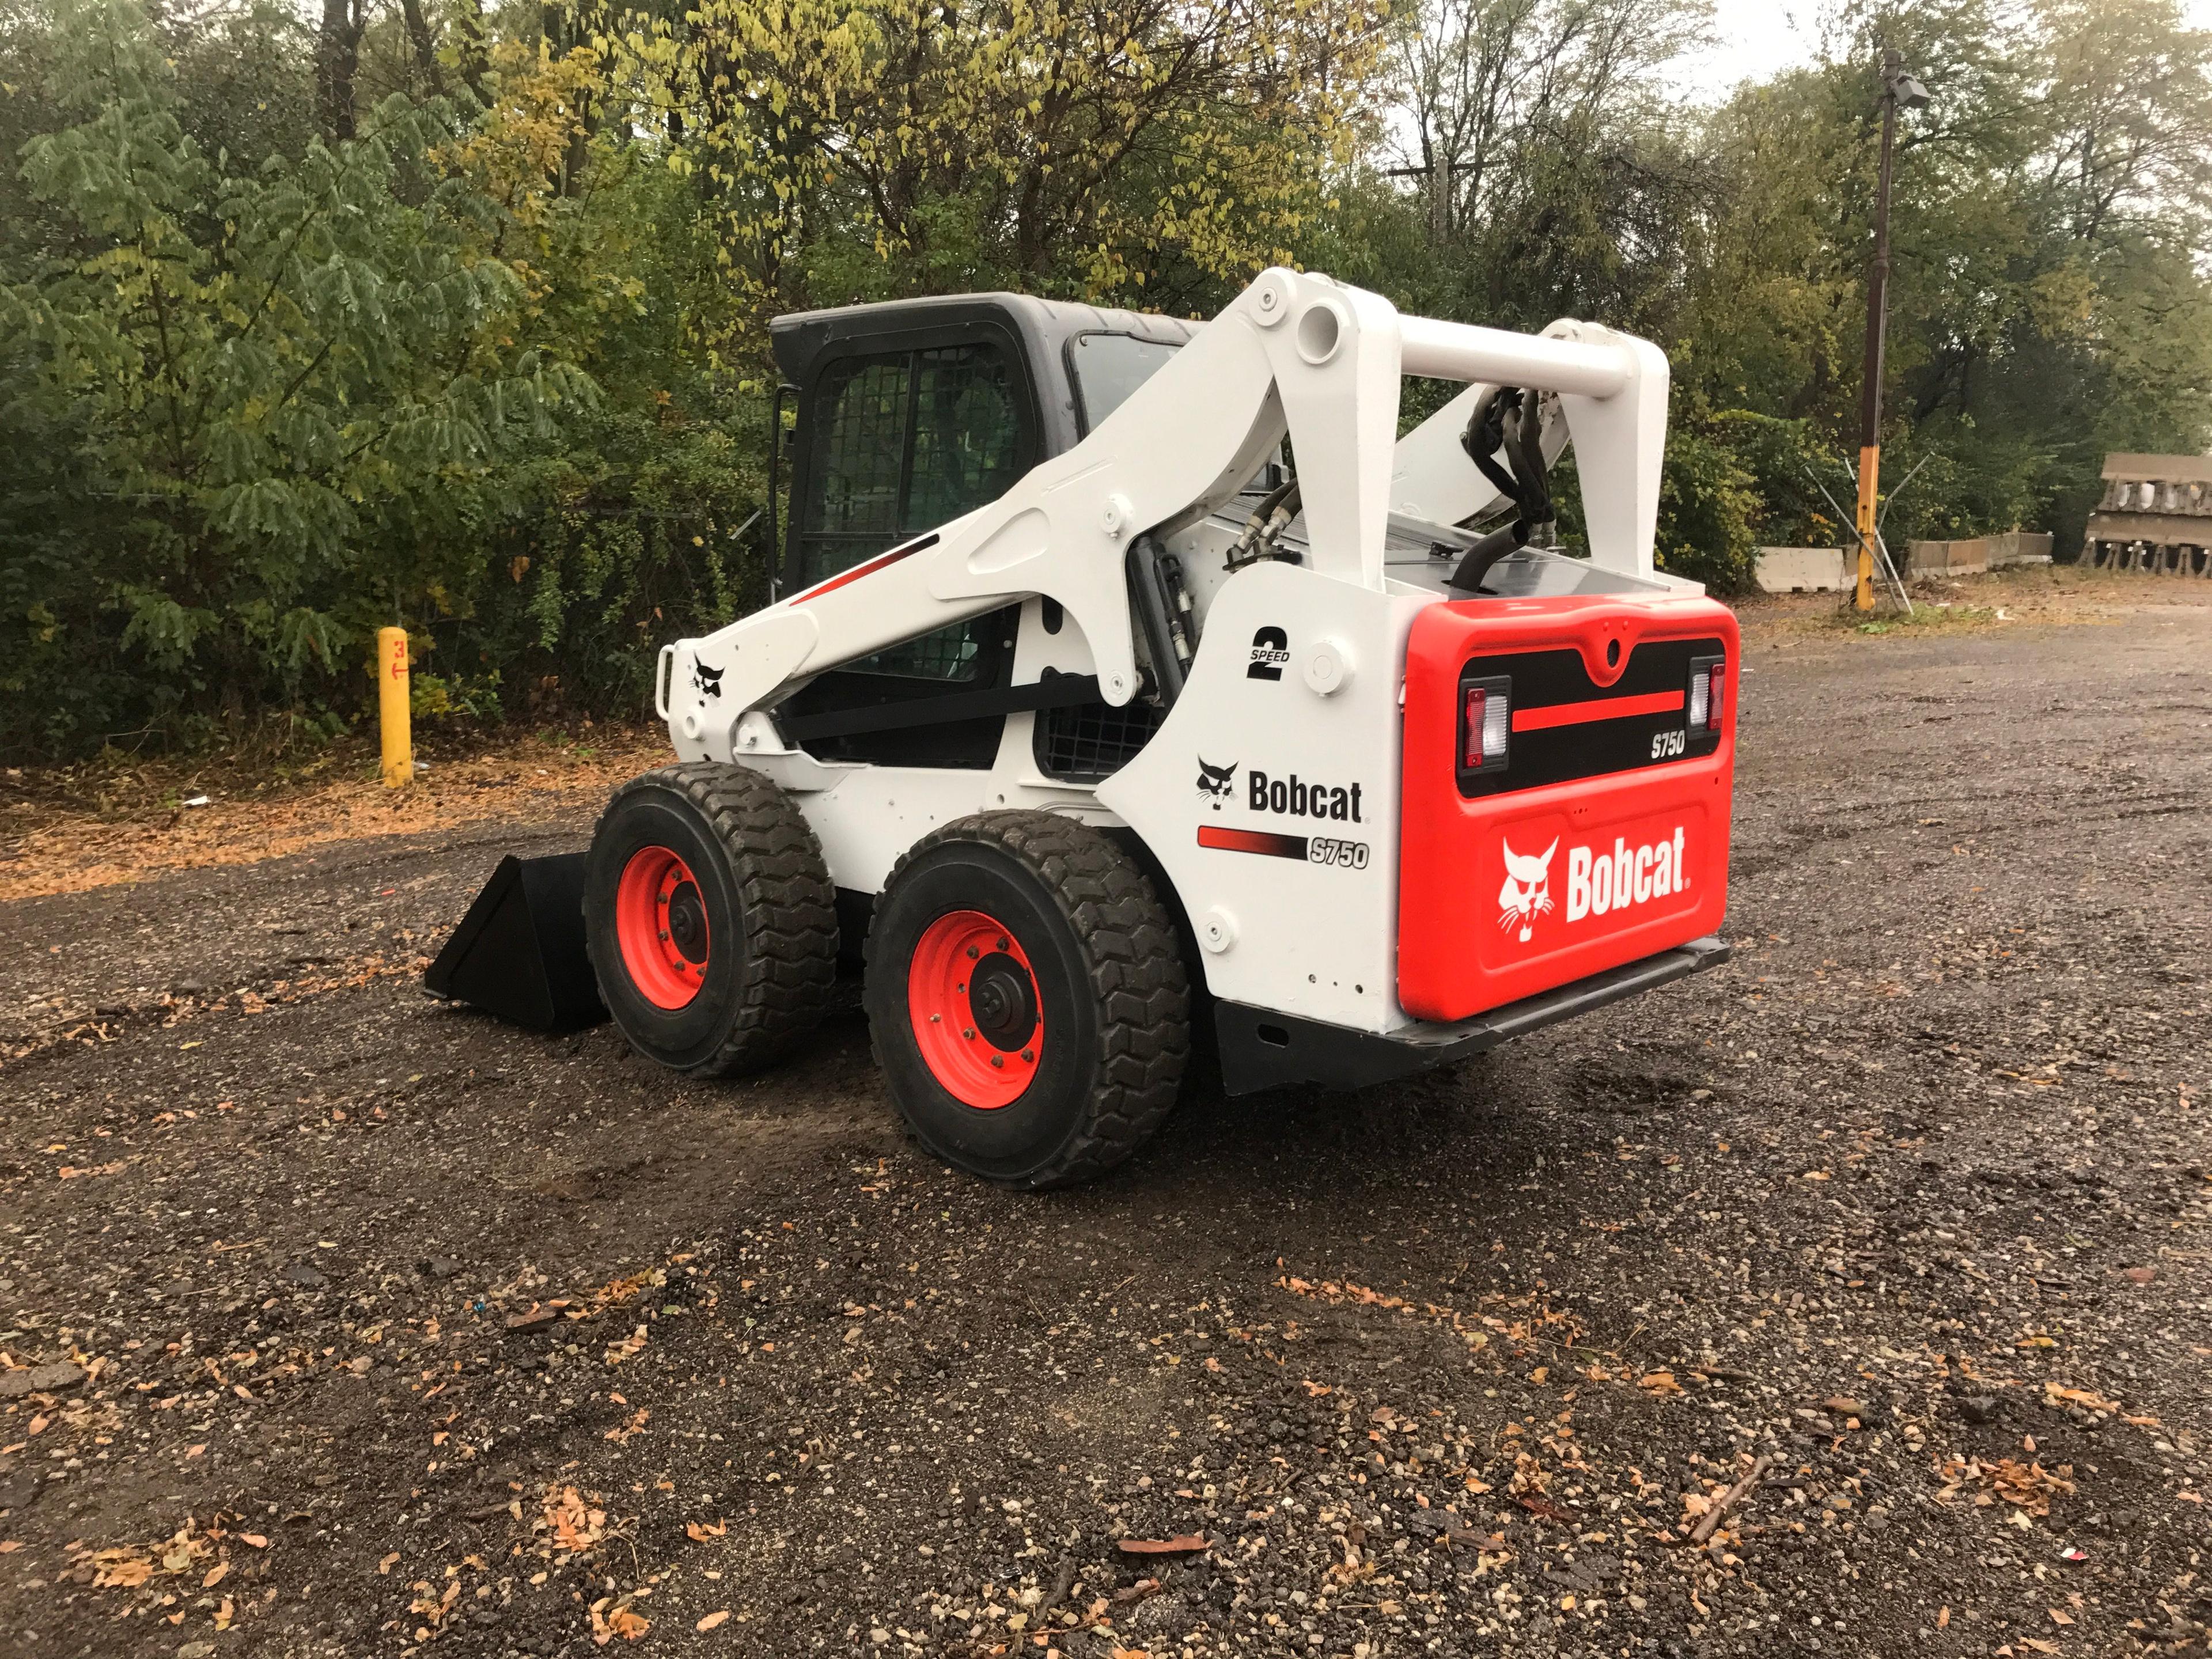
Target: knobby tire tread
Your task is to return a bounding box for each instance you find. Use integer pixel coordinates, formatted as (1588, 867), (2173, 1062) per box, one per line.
(602, 762), (837, 1077)
(869, 810), (1189, 1188)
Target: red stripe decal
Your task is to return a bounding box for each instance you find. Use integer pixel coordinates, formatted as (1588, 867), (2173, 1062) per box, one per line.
(790, 535), (938, 604)
(1197, 825), (1309, 860)
(1512, 690), (1684, 732)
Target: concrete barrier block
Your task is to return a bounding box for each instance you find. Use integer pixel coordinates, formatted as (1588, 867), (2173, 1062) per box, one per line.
(1908, 537), (1991, 576)
(1989, 531), (2052, 567)
(1755, 546), (1848, 593)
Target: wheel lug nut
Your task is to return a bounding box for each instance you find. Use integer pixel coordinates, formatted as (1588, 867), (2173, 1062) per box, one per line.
(963, 1028), (976, 1040)
(997, 936), (1009, 950)
(1021, 1049), (1033, 1062)
(966, 945), (979, 959)
(990, 1055), (1004, 1068)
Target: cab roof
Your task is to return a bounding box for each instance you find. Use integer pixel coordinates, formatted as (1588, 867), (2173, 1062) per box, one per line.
(769, 293), (1201, 456)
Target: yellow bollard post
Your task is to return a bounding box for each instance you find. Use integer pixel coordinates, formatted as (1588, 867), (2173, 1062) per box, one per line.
(377, 626), (411, 788)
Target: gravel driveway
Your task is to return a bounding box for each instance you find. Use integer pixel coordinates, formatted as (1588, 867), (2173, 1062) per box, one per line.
(2, 588), (2208, 1659)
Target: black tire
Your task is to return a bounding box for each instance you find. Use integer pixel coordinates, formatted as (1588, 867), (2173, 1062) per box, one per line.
(863, 810), (1189, 1188)
(584, 762), (836, 1075)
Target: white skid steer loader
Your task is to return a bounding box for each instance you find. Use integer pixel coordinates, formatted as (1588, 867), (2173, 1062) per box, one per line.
(426, 268), (1737, 1187)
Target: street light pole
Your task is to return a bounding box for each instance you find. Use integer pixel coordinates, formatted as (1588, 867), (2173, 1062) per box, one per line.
(1854, 49), (1928, 611)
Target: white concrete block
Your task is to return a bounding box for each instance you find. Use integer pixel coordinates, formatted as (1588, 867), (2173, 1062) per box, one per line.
(1755, 546), (1848, 593)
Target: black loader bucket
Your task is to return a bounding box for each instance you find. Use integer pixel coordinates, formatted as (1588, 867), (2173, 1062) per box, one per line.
(423, 853), (608, 1032)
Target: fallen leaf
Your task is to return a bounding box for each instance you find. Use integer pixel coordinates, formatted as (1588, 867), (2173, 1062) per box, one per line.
(541, 1485), (609, 1554)
(685, 1520), (727, 1541)
(92, 1553), (153, 1588)
(696, 1610), (730, 1631)
(0, 1541), (19, 1554)
(379, 1552), (401, 1575)
(239, 1533), (267, 1548)
(2048, 1608), (2074, 1626)
(1115, 1535), (1210, 1556)
(2044, 1382), (2123, 1413)
(603, 1408), (649, 1444)
(589, 1600), (650, 1644)
(1639, 1371), (1682, 1395)
(203, 1562), (228, 1588)
(1937, 1607), (1951, 1630)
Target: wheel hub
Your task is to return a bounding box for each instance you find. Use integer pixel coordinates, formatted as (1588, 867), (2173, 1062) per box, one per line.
(665, 880), (708, 963)
(614, 846), (711, 1009)
(968, 952), (1037, 1051)
(906, 911), (1043, 1108)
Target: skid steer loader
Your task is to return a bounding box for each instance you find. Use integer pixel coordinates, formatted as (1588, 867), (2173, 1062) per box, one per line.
(427, 268), (1737, 1187)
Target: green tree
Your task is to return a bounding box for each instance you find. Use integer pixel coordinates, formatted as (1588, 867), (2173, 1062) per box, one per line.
(0, 0), (586, 753)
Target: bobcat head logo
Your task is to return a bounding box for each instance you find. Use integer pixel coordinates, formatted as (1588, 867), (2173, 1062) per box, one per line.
(1497, 836), (1557, 942)
(693, 662), (724, 699)
(1195, 758), (1238, 806)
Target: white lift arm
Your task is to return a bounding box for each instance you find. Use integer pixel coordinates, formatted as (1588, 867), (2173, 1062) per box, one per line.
(664, 268), (1668, 760)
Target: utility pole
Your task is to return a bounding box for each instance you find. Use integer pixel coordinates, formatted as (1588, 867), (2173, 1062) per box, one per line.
(1854, 50), (1930, 611)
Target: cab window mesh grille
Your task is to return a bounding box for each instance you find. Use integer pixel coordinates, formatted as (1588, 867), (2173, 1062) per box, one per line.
(801, 345), (1022, 683)
(1035, 699), (1162, 782)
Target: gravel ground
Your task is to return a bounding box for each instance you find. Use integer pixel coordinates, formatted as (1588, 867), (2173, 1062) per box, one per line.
(2, 585), (2209, 1659)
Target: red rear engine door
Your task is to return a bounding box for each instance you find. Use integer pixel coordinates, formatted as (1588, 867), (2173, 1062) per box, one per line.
(1397, 596), (1737, 1023)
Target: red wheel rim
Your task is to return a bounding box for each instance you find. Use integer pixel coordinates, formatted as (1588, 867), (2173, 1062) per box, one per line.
(615, 845), (710, 1010)
(906, 909), (1043, 1108)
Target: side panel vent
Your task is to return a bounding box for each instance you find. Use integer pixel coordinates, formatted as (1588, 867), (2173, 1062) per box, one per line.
(1035, 698), (1163, 783)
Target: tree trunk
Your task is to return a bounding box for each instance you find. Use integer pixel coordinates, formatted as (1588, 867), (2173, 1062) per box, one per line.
(454, 0), (489, 99)
(398, 0), (447, 97)
(315, 0), (361, 143)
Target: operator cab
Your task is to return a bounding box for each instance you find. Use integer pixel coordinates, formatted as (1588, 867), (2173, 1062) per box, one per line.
(768, 296), (1197, 772)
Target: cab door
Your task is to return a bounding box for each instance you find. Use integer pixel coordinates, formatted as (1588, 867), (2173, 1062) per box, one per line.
(777, 330), (1037, 767)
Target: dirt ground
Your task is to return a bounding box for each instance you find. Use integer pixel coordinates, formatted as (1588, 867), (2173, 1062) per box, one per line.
(2, 564), (2209, 1659)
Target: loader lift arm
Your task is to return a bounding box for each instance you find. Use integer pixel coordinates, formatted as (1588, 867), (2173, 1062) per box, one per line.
(662, 268), (1669, 763)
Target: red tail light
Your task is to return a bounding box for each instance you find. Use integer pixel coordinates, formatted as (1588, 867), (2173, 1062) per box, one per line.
(1459, 676), (1512, 774)
(1687, 657), (1725, 734)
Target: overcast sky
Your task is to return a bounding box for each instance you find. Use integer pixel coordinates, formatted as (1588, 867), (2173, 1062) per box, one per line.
(1675, 0), (2212, 103)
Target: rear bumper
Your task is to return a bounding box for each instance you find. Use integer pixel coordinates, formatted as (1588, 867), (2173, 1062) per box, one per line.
(1215, 934), (1730, 1095)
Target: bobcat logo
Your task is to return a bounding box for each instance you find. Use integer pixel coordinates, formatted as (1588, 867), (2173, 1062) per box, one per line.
(1195, 758), (1238, 807)
(1497, 836), (1557, 943)
(692, 661), (724, 699)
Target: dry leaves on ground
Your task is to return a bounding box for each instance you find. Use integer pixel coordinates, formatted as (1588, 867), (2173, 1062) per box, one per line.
(69, 1518), (221, 1590)
(538, 1485), (609, 1555)
(0, 730), (669, 903)
(1936, 1456), (2075, 1516)
(590, 1597), (650, 1644)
